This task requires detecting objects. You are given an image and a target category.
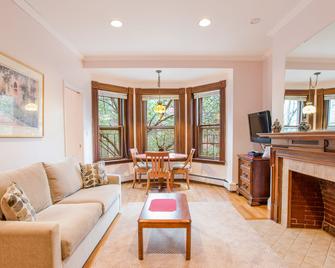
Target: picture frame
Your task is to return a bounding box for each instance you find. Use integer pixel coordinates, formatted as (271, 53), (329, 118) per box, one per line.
(0, 52), (44, 137)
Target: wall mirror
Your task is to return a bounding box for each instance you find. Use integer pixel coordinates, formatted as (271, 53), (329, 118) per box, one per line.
(284, 22), (335, 132)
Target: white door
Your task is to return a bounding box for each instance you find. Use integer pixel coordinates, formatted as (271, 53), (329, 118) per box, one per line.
(63, 86), (84, 162)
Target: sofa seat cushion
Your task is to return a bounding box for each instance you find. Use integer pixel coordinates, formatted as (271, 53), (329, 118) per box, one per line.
(0, 163), (52, 220)
(36, 203), (102, 260)
(58, 184), (120, 214)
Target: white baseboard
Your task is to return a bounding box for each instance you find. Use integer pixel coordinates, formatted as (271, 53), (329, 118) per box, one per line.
(121, 173), (238, 192)
(189, 174), (237, 191)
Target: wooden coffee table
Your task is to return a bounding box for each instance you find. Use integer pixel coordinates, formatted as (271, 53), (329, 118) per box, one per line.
(138, 193), (191, 260)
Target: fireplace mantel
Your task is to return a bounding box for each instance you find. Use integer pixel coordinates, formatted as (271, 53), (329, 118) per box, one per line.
(258, 131), (335, 139)
(258, 131), (335, 226)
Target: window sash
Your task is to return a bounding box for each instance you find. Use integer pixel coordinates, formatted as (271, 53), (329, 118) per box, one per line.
(98, 126), (123, 160)
(283, 99), (304, 128)
(198, 125), (220, 160)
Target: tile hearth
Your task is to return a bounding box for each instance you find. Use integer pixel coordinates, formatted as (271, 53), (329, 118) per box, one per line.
(249, 220), (335, 267)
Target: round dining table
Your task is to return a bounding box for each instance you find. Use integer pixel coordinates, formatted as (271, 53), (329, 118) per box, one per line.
(135, 152), (187, 161)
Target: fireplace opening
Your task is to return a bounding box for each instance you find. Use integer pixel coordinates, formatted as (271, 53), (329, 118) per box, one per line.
(289, 171), (335, 236)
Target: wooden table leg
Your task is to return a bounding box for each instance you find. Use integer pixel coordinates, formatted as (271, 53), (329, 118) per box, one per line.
(186, 224), (191, 260)
(138, 224), (143, 260)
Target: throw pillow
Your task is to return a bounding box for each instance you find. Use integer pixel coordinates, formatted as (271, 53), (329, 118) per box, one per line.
(1, 183), (36, 221)
(80, 162), (108, 188)
(44, 158), (83, 203)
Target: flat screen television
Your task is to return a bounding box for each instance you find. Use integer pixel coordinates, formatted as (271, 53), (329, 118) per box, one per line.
(248, 111), (271, 144)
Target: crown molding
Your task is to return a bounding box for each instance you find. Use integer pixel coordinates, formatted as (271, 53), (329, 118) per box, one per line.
(82, 55), (263, 68)
(14, 0), (83, 59)
(267, 0), (313, 37)
(286, 57), (335, 70)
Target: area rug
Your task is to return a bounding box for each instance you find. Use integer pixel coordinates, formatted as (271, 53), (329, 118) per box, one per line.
(90, 202), (286, 268)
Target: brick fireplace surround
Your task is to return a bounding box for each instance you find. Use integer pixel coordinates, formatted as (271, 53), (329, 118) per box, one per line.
(257, 131), (335, 237)
(290, 172), (335, 235)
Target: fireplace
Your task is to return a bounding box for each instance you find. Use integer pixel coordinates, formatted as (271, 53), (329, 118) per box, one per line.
(257, 131), (335, 236)
(288, 171), (335, 235)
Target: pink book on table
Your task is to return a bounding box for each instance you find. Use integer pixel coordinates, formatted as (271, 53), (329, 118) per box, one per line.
(149, 199), (177, 212)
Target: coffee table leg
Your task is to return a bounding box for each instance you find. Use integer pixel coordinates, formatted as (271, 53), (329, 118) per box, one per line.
(138, 224), (143, 260)
(186, 224), (191, 260)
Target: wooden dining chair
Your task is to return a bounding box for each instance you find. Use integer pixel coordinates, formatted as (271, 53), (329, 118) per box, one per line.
(130, 148), (150, 188)
(145, 151), (171, 194)
(171, 149), (196, 189)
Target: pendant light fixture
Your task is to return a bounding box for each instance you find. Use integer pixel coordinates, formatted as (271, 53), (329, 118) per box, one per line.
(153, 70), (166, 114)
(302, 72), (321, 114)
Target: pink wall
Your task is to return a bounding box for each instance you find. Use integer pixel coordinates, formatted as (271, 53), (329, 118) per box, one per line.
(0, 0), (92, 170)
(262, 55), (272, 110)
(268, 0), (335, 121)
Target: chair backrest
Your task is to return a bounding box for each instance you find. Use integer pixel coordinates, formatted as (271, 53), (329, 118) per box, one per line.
(130, 148), (139, 167)
(145, 151), (170, 178)
(184, 148), (196, 168)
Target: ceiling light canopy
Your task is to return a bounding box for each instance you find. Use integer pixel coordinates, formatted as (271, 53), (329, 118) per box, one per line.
(198, 18), (211, 27)
(250, 18), (261, 25)
(110, 20), (123, 28)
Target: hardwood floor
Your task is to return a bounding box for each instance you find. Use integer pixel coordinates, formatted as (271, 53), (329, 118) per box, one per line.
(84, 180), (270, 267)
(122, 181), (270, 220)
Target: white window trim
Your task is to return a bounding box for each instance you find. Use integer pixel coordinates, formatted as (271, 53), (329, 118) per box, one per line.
(98, 90), (127, 99)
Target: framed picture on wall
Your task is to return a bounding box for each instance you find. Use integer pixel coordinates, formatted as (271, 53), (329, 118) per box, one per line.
(0, 52), (44, 137)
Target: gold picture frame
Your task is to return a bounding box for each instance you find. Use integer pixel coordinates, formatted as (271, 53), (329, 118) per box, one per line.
(0, 52), (44, 137)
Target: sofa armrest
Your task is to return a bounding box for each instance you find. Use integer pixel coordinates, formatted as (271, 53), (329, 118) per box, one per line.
(107, 174), (121, 185)
(0, 221), (62, 268)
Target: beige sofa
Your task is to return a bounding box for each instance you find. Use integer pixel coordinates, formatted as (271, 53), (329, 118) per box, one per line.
(0, 161), (121, 268)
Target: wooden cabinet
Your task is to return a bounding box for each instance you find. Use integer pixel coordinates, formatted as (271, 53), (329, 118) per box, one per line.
(237, 154), (270, 206)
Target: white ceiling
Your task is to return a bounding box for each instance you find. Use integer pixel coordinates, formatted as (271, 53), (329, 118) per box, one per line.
(285, 69), (335, 89)
(24, 0), (302, 58)
(90, 68), (232, 88)
(286, 70), (335, 82)
(288, 22), (335, 59)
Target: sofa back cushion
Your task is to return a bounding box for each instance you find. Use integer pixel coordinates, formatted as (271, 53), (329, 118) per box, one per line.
(0, 163), (52, 220)
(44, 158), (82, 203)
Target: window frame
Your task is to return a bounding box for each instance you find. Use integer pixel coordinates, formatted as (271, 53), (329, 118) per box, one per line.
(92, 81), (134, 164)
(187, 81), (226, 165)
(284, 89), (314, 130)
(135, 88), (185, 154)
(318, 88), (335, 129)
(283, 98), (304, 129)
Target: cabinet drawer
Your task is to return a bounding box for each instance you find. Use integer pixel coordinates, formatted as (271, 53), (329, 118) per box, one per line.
(240, 159), (251, 168)
(240, 167), (251, 180)
(239, 176), (250, 193)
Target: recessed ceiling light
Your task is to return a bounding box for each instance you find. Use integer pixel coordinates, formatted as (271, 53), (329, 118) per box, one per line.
(110, 20), (123, 28)
(250, 18), (261, 25)
(199, 18), (211, 27)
